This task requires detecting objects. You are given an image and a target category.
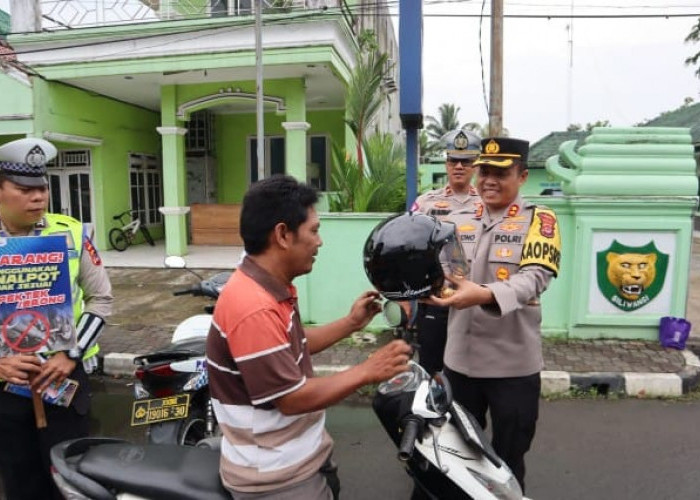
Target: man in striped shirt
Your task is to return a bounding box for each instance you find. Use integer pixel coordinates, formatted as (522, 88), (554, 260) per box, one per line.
(207, 175), (412, 499)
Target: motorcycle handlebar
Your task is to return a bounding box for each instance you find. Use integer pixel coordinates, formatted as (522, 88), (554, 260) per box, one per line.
(398, 417), (422, 462)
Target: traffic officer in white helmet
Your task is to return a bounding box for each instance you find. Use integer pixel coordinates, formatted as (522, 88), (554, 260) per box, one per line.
(410, 128), (481, 374)
(0, 137), (113, 500)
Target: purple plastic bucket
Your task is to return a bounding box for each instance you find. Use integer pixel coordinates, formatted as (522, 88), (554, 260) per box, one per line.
(658, 316), (691, 350)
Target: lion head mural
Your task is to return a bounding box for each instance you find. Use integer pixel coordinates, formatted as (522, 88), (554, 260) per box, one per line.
(605, 252), (657, 301)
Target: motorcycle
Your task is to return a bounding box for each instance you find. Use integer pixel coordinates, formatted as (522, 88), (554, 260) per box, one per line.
(50, 437), (229, 500)
(49, 300), (525, 500)
(372, 301), (528, 500)
(130, 256), (231, 446)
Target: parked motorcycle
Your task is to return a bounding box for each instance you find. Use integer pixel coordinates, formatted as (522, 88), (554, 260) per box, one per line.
(373, 302), (528, 500)
(50, 437), (229, 500)
(130, 256), (231, 446)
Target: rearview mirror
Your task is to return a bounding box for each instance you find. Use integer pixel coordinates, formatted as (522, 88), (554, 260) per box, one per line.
(383, 301), (407, 328)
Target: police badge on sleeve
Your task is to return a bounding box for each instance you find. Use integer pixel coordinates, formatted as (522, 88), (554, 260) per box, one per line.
(519, 208), (561, 276)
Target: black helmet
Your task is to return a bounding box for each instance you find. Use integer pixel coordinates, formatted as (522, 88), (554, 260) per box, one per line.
(363, 212), (458, 300)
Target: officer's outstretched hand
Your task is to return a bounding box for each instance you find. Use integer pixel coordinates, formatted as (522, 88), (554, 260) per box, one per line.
(32, 352), (76, 394)
(360, 339), (412, 384)
(346, 290), (382, 332)
(424, 274), (494, 310)
(0, 354), (42, 385)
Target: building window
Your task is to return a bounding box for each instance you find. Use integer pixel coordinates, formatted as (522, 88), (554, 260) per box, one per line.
(247, 135), (330, 190)
(129, 154), (162, 226)
(46, 150), (93, 223)
(308, 135), (329, 190)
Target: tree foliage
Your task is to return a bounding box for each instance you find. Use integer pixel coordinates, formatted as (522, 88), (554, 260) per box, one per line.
(685, 18), (700, 78)
(462, 122), (509, 137)
(345, 30), (390, 171)
(329, 134), (406, 213)
(425, 103), (461, 142)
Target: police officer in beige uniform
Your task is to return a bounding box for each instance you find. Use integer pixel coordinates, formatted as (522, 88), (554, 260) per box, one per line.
(410, 129), (481, 374)
(0, 138), (113, 500)
(428, 137), (561, 491)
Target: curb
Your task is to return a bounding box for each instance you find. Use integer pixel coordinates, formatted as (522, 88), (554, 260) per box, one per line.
(542, 349), (700, 398)
(103, 350), (700, 398)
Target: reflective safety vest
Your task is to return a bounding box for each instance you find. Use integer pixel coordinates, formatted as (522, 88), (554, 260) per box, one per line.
(41, 213), (99, 360)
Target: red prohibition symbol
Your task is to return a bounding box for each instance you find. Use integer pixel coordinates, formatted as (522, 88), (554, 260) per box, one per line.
(1, 310), (51, 353)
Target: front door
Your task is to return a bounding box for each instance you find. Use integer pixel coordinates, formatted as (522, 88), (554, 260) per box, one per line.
(47, 150), (93, 223)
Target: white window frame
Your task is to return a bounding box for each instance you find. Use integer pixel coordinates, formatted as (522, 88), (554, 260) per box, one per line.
(129, 153), (163, 226)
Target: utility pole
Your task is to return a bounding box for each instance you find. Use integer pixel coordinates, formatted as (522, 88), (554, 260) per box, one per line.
(255, 0), (265, 181)
(488, 0), (503, 137)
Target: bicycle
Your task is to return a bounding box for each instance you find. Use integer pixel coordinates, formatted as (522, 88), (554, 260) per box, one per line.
(109, 210), (155, 251)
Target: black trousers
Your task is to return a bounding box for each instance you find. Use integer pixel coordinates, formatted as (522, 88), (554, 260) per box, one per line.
(0, 365), (90, 500)
(444, 367), (540, 492)
(415, 304), (449, 375)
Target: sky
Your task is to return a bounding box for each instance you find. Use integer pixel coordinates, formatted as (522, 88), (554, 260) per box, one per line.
(406, 0), (700, 142)
(1, 1), (699, 143)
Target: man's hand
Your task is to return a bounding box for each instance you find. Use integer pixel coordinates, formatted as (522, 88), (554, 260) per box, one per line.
(0, 354), (42, 385)
(423, 274), (494, 310)
(32, 352), (76, 394)
(360, 339), (413, 384)
(346, 290), (382, 332)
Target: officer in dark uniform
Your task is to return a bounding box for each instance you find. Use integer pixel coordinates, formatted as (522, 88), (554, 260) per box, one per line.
(410, 129), (481, 374)
(428, 137), (561, 492)
(0, 138), (113, 500)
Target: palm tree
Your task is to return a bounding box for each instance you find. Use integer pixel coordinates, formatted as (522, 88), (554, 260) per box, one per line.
(462, 122), (509, 137)
(419, 130), (441, 162)
(425, 103), (462, 142)
(345, 31), (390, 172)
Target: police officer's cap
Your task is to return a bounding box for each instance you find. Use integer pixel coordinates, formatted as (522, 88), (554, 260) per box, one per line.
(442, 129), (481, 160)
(0, 138), (56, 187)
(473, 137), (529, 168)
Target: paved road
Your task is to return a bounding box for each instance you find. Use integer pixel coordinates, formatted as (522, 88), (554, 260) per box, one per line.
(88, 378), (700, 500)
(5, 377), (699, 500)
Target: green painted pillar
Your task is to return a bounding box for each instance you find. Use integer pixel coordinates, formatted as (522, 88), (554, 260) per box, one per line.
(158, 85), (189, 257)
(283, 79), (308, 181)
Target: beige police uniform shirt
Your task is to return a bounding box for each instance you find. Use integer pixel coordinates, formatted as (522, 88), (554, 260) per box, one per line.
(412, 185), (478, 219)
(443, 195), (561, 378)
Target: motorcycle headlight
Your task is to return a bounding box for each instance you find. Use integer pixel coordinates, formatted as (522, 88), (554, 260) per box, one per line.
(469, 468), (523, 500)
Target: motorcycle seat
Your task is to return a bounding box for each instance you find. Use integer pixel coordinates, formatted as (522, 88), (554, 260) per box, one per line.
(135, 338), (206, 365)
(77, 442), (230, 500)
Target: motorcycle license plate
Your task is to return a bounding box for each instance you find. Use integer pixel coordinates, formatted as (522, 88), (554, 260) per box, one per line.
(130, 394), (190, 426)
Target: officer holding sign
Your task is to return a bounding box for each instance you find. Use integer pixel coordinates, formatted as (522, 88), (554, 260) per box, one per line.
(0, 138), (113, 500)
(427, 137), (561, 492)
(410, 129), (481, 374)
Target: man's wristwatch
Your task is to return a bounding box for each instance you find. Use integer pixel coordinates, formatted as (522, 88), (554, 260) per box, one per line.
(64, 348), (82, 362)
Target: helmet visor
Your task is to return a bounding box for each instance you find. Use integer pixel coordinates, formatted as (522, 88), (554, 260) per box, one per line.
(434, 221), (469, 279)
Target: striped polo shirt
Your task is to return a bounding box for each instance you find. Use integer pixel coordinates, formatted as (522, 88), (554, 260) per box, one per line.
(206, 257), (333, 494)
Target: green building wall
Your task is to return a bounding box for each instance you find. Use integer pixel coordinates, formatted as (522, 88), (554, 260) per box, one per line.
(32, 80), (161, 249)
